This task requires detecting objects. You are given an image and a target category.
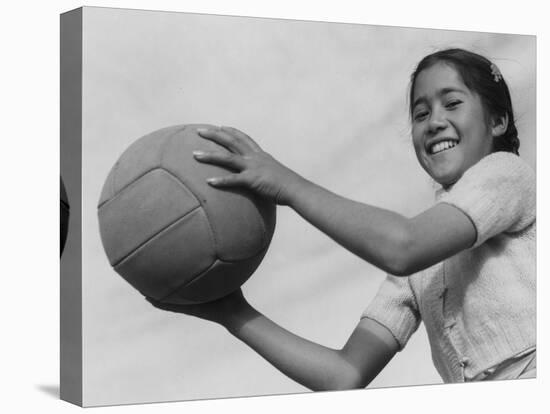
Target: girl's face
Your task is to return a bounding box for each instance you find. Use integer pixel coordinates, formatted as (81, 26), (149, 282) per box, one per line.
(411, 62), (494, 187)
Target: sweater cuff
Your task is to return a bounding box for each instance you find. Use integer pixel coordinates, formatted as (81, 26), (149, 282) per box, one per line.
(437, 152), (535, 248)
(361, 275), (420, 350)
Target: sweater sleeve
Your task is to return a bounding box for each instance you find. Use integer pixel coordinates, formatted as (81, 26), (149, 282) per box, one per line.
(361, 275), (421, 350)
(437, 152), (536, 248)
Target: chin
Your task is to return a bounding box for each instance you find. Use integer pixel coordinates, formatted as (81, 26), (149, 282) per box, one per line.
(436, 178), (458, 188)
(431, 170), (462, 188)
(422, 162), (461, 187)
(422, 157), (466, 188)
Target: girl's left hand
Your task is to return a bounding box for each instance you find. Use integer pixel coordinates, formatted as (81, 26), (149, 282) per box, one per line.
(195, 126), (305, 205)
(146, 288), (251, 329)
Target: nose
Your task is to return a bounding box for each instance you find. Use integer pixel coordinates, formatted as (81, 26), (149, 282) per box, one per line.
(427, 107), (448, 134)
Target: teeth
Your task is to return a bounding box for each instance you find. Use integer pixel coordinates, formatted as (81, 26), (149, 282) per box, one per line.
(430, 140), (457, 154)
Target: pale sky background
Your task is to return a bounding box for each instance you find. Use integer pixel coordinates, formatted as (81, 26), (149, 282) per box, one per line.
(77, 6), (535, 407)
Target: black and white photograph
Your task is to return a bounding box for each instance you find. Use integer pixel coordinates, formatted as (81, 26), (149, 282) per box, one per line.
(2, 1), (547, 414)
(60, 5), (536, 407)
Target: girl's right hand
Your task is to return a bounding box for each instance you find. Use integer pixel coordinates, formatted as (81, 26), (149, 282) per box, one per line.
(146, 289), (250, 329)
(195, 126), (307, 205)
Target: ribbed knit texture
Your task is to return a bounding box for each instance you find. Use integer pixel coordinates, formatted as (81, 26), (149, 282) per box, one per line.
(362, 152), (536, 382)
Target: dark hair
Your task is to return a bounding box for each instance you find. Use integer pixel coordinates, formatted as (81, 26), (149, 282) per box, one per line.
(409, 48), (520, 155)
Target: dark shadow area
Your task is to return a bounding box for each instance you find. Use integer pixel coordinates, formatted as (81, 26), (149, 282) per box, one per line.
(37, 384), (59, 399)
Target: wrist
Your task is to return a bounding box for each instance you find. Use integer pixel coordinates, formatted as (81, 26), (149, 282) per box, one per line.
(214, 296), (255, 332)
(222, 302), (260, 336)
(278, 172), (311, 206)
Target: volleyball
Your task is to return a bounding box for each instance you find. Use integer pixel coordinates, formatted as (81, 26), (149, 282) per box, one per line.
(97, 124), (276, 304)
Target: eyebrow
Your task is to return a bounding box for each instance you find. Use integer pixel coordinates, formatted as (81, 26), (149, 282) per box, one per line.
(412, 87), (466, 110)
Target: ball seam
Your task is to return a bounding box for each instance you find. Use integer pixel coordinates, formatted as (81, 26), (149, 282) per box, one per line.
(112, 205), (203, 268)
(97, 167), (166, 210)
(159, 125), (221, 259)
(158, 244), (270, 304)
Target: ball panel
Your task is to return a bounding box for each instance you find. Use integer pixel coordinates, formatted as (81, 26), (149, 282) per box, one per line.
(114, 208), (216, 301)
(203, 187), (271, 260)
(248, 194), (276, 247)
(61, 203), (69, 252)
(161, 125), (269, 261)
(98, 169), (200, 266)
(98, 160), (117, 207)
(61, 177), (69, 255)
(61, 176), (69, 205)
(161, 248), (269, 304)
(100, 125), (185, 205)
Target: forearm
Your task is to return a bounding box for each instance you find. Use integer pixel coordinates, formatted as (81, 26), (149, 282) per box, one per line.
(195, 127), (471, 274)
(222, 305), (363, 391)
(286, 177), (412, 275)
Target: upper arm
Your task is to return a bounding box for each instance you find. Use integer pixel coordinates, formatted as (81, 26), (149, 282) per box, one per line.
(340, 317), (399, 388)
(400, 202), (476, 275)
(396, 153), (535, 276)
(436, 154), (535, 248)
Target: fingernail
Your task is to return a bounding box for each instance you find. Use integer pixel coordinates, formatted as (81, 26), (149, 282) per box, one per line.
(206, 177), (219, 184)
(196, 128), (209, 134)
(193, 150), (205, 157)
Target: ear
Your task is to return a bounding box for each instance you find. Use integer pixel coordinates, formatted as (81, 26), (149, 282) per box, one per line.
(491, 113), (509, 138)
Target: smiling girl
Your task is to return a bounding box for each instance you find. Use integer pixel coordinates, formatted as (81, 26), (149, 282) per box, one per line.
(149, 48), (535, 388)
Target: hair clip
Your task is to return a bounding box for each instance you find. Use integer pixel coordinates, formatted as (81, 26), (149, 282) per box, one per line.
(490, 63), (503, 82)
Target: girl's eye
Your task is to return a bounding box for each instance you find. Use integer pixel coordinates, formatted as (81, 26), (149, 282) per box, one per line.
(414, 111), (428, 121)
(446, 100), (462, 109)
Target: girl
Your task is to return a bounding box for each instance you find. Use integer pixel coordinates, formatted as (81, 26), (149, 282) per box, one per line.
(148, 48), (536, 388)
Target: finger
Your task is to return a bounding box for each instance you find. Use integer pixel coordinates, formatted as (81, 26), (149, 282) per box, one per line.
(146, 296), (170, 311)
(206, 173), (249, 187)
(220, 126), (263, 152)
(193, 150), (246, 171)
(146, 296), (174, 311)
(197, 127), (250, 155)
(146, 297), (197, 314)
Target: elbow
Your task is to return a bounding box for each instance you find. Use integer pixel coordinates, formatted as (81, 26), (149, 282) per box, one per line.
(320, 374), (365, 392)
(383, 226), (417, 277)
(312, 351), (377, 391)
(306, 370), (366, 392)
(332, 377), (367, 391)
(336, 369), (375, 390)
(386, 260), (416, 277)
(321, 364), (370, 391)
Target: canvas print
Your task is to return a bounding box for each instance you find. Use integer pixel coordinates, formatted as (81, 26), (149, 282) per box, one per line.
(60, 6), (536, 407)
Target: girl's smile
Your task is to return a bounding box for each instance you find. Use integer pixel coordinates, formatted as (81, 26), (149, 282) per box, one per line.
(411, 62), (496, 187)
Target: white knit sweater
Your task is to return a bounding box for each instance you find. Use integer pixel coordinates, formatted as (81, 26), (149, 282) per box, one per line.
(362, 152), (536, 382)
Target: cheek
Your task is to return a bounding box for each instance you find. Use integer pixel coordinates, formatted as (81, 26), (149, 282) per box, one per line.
(411, 137), (427, 168)
(462, 105), (492, 138)
(463, 116), (493, 151)
(411, 127), (423, 153)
